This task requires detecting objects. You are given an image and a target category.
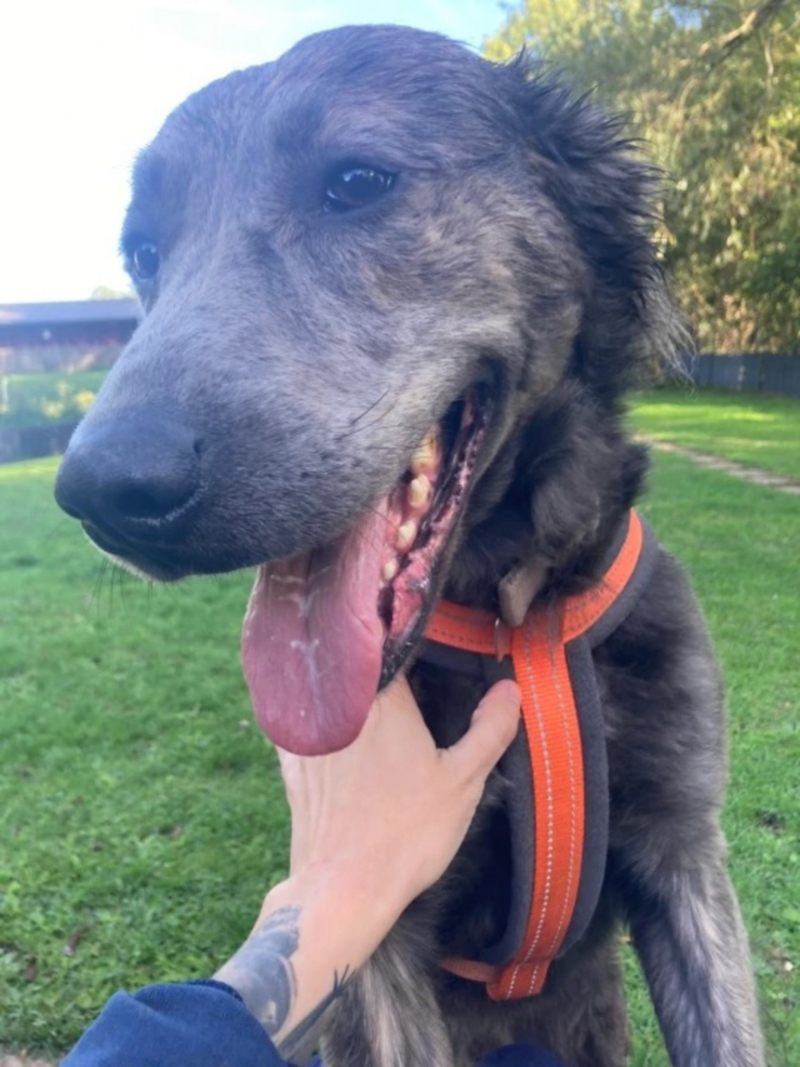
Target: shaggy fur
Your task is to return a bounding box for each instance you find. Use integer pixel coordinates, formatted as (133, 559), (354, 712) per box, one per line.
(55, 26), (764, 1066)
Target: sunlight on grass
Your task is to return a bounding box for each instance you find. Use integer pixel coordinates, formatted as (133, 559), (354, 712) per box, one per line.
(638, 400), (780, 424)
(629, 388), (800, 480)
(0, 456), (60, 482)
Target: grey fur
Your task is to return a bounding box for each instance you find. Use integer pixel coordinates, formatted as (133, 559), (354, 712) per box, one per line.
(55, 26), (764, 1067)
(325, 919), (455, 1067)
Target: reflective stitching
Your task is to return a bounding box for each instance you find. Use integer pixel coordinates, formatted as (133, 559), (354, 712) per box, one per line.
(532, 638), (578, 993)
(425, 510), (645, 1001)
(509, 615), (555, 994)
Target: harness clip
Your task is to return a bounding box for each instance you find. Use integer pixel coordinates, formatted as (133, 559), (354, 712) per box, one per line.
(494, 617), (512, 661)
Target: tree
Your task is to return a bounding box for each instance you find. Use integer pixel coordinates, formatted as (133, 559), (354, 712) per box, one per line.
(485, 1), (800, 353)
(90, 285), (135, 300)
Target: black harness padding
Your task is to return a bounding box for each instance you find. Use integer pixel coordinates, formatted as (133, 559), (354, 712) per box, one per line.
(419, 513), (659, 993)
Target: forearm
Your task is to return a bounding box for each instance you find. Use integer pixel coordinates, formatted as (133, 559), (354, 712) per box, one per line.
(213, 870), (403, 1060)
(214, 678), (519, 1059)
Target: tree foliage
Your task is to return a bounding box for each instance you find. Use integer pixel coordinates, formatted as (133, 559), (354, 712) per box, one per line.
(90, 284), (135, 300)
(485, 1), (800, 353)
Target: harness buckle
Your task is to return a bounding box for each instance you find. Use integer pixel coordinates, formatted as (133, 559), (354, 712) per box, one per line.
(494, 617), (512, 661)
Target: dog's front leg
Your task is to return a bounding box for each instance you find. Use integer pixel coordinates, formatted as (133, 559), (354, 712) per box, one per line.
(623, 834), (764, 1067)
(321, 918), (455, 1067)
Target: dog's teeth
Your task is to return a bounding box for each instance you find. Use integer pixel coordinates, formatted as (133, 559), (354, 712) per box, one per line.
(382, 559), (399, 582)
(410, 429), (438, 475)
(397, 520), (417, 552)
(408, 474), (431, 509)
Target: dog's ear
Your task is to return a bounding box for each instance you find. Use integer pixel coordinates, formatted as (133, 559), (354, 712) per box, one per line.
(496, 54), (684, 402)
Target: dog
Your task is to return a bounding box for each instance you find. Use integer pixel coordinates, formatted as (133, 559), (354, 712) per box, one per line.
(54, 25), (764, 1067)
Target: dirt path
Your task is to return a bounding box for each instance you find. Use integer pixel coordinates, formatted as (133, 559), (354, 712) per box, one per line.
(645, 439), (800, 496)
(0, 1055), (56, 1067)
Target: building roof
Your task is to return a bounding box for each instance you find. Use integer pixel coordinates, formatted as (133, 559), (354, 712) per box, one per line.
(0, 299), (141, 329)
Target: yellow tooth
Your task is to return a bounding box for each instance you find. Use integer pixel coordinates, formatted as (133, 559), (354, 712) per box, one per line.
(410, 429), (438, 475)
(382, 559), (399, 582)
(408, 474), (430, 509)
(397, 520), (417, 552)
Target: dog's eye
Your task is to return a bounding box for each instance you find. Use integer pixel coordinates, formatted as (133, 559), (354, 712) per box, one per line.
(132, 241), (160, 280)
(325, 166), (395, 212)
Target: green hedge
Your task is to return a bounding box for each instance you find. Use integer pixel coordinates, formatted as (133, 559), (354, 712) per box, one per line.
(0, 372), (107, 430)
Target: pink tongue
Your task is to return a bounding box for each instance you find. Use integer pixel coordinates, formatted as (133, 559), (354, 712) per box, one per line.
(241, 506), (388, 755)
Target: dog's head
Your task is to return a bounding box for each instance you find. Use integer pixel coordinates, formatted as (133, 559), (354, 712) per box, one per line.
(55, 26), (677, 753)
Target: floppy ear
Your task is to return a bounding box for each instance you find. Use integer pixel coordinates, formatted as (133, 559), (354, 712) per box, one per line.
(450, 57), (680, 612)
(496, 55), (684, 404)
(454, 56), (681, 610)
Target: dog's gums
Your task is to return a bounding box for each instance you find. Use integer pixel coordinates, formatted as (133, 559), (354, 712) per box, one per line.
(381, 395), (486, 648)
(241, 394), (486, 756)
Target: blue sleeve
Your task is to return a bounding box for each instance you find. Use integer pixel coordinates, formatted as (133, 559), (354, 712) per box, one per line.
(61, 979), (566, 1067)
(62, 979), (306, 1067)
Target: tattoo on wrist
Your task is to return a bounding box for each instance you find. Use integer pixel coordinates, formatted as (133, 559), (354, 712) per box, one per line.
(215, 905), (351, 1057)
(219, 906), (300, 1035)
(278, 965), (350, 1060)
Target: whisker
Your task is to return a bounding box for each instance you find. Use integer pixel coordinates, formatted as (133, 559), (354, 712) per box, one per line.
(337, 394), (398, 440)
(348, 388), (391, 427)
(90, 559), (109, 617)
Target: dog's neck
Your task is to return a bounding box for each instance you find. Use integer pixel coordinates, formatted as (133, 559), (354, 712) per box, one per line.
(443, 387), (648, 620)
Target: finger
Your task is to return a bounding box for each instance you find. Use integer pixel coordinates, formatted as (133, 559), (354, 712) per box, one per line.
(274, 748), (309, 801)
(370, 673), (431, 736)
(446, 680), (521, 783)
(274, 745), (296, 773)
(373, 672), (413, 714)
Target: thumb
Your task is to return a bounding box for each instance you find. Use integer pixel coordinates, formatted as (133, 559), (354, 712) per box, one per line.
(447, 680), (521, 784)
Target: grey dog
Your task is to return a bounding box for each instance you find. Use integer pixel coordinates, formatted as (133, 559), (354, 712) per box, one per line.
(55, 25), (764, 1067)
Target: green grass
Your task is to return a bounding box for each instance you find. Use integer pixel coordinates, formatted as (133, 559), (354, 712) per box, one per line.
(0, 372), (107, 429)
(625, 452), (799, 1067)
(0, 458), (289, 1052)
(629, 387), (800, 481)
(1, 453), (798, 1062)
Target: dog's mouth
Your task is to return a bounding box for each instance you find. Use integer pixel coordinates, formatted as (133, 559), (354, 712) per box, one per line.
(241, 390), (488, 754)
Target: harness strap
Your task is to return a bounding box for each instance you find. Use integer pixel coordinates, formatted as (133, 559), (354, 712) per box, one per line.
(428, 509), (644, 652)
(424, 510), (652, 999)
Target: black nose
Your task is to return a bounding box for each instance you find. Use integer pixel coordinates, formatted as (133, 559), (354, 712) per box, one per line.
(55, 410), (202, 547)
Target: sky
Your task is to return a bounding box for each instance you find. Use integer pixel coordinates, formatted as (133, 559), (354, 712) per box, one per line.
(0, 0), (508, 304)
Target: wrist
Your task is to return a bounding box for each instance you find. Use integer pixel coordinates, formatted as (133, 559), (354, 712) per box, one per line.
(215, 865), (410, 1059)
(259, 864), (406, 963)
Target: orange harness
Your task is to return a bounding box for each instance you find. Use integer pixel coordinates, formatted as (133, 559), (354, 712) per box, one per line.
(422, 509), (655, 1000)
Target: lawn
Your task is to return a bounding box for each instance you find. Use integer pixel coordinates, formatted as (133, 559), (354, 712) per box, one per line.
(623, 451), (799, 1066)
(0, 457), (287, 1051)
(629, 386), (800, 481)
(1, 452), (798, 1064)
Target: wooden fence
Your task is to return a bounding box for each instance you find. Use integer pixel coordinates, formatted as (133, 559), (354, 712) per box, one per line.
(672, 352), (800, 397)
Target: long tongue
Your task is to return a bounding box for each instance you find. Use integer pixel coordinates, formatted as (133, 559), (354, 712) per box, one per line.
(241, 506), (388, 755)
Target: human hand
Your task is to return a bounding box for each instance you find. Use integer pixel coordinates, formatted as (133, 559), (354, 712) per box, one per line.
(220, 676), (519, 1056)
(276, 674), (521, 917)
